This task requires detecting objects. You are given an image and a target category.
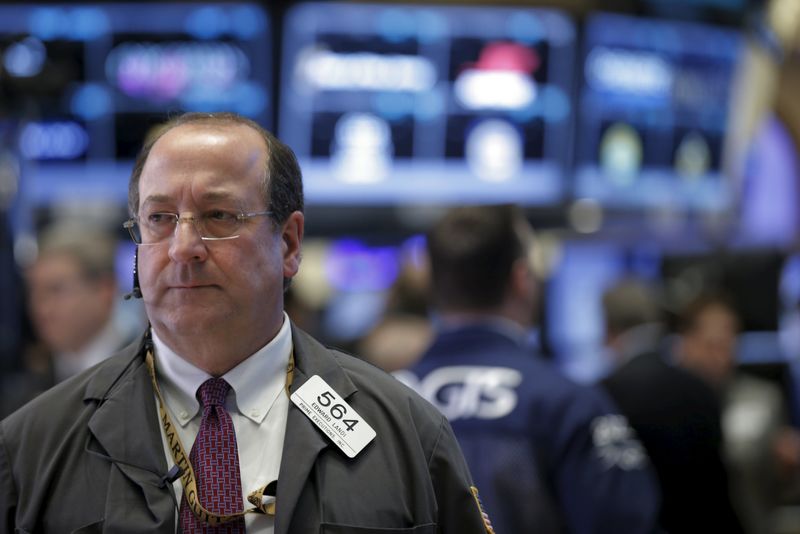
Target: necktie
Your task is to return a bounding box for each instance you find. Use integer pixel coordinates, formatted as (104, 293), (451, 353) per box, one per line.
(179, 378), (246, 533)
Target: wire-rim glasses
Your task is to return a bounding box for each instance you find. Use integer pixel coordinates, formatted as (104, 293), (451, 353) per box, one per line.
(123, 210), (273, 245)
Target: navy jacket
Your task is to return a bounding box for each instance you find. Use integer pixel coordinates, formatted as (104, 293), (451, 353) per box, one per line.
(397, 323), (661, 534)
(602, 351), (744, 534)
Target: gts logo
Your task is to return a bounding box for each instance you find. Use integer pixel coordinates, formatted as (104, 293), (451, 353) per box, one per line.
(395, 366), (522, 421)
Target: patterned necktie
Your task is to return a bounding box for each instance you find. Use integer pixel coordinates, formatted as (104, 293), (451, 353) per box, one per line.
(179, 378), (246, 533)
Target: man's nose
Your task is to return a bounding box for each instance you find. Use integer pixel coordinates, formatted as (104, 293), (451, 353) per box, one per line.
(168, 215), (208, 262)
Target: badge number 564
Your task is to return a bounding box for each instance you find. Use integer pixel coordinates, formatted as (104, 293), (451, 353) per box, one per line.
(291, 375), (376, 458)
(316, 391), (360, 431)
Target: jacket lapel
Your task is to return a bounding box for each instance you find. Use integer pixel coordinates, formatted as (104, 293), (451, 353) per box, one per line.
(274, 326), (358, 534)
(85, 343), (175, 532)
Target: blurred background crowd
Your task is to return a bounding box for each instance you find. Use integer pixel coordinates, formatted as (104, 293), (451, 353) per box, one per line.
(2, 0), (800, 531)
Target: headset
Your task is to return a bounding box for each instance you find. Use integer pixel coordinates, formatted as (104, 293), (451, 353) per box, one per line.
(123, 248), (142, 300)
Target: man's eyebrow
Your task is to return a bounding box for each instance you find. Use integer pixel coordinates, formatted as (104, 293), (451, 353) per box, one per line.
(141, 194), (173, 207)
(141, 191), (240, 206)
(199, 191), (239, 202)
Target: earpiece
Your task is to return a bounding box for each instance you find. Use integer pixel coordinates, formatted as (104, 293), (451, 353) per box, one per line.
(123, 247), (142, 300)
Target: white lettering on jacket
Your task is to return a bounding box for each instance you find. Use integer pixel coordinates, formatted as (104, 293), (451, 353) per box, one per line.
(395, 366), (522, 421)
(591, 414), (648, 470)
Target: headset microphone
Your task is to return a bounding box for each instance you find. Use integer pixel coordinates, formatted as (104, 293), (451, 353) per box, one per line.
(159, 464), (184, 488)
(123, 247), (143, 300)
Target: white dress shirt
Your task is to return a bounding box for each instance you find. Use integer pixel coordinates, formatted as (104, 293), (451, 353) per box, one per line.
(152, 314), (292, 533)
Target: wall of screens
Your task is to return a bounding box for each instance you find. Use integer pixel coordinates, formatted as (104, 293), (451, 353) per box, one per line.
(0, 2), (759, 224)
(279, 3), (577, 205)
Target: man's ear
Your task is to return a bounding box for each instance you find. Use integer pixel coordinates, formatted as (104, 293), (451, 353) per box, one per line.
(509, 256), (536, 301)
(503, 257), (539, 327)
(281, 211), (304, 279)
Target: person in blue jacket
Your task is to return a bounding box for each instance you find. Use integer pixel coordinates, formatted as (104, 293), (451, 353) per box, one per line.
(396, 204), (661, 534)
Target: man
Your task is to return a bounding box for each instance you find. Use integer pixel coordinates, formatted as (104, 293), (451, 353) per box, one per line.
(676, 293), (800, 534)
(600, 280), (744, 534)
(0, 223), (139, 416)
(0, 112), (490, 533)
(396, 205), (660, 534)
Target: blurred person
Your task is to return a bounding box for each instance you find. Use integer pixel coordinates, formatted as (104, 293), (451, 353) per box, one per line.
(676, 293), (800, 534)
(675, 293), (740, 388)
(360, 259), (432, 372)
(0, 222), (138, 416)
(360, 314), (432, 372)
(397, 205), (660, 534)
(0, 112), (491, 533)
(601, 279), (744, 534)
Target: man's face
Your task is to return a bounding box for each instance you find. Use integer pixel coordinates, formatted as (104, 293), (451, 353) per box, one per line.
(680, 304), (739, 387)
(135, 123), (302, 346)
(515, 216), (540, 328)
(27, 253), (114, 353)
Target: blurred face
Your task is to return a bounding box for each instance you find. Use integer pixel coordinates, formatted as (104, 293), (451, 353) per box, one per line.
(512, 216), (540, 328)
(135, 122), (302, 351)
(28, 253), (114, 353)
(679, 304), (739, 387)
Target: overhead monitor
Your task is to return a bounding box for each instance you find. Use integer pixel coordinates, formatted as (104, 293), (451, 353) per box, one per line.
(0, 3), (271, 211)
(574, 13), (742, 212)
(280, 2), (577, 206)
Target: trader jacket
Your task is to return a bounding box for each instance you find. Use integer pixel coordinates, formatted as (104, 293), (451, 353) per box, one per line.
(0, 325), (488, 534)
(397, 323), (661, 534)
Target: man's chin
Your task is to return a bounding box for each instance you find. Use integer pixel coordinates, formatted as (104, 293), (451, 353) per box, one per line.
(167, 285), (218, 297)
(155, 310), (228, 337)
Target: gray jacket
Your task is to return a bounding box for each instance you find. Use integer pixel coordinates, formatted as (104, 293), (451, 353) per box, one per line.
(0, 325), (487, 534)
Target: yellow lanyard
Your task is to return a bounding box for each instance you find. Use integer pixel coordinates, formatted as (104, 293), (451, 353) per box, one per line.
(144, 347), (294, 525)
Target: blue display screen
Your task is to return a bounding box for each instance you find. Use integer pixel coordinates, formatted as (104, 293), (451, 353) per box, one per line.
(574, 13), (742, 212)
(279, 3), (576, 206)
(0, 3), (271, 206)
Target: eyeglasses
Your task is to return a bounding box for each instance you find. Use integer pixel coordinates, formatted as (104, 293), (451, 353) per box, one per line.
(123, 210), (273, 245)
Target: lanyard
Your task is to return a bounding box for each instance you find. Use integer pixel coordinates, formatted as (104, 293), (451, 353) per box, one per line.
(144, 347), (295, 525)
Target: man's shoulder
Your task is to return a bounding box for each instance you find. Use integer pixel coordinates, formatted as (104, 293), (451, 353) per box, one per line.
(604, 352), (711, 393)
(418, 327), (580, 387)
(529, 366), (620, 425)
(492, 352), (613, 414)
(602, 352), (723, 425)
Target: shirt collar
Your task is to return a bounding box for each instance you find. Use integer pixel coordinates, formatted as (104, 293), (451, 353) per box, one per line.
(152, 313), (293, 426)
